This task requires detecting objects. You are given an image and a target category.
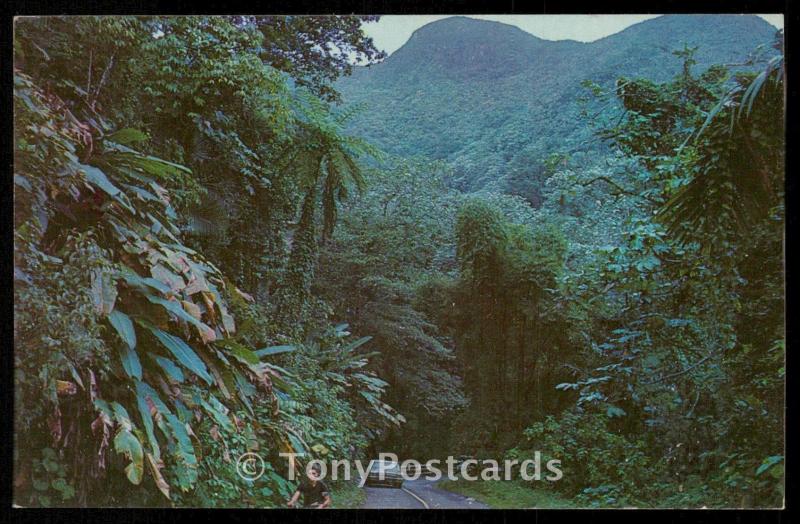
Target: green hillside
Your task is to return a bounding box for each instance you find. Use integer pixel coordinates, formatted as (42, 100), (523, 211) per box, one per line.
(338, 15), (779, 201)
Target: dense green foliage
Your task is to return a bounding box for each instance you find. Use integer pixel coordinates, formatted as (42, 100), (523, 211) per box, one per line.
(14, 14), (784, 510)
(13, 16), (398, 508)
(315, 158), (466, 458)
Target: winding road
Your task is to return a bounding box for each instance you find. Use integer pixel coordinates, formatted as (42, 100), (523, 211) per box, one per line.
(361, 478), (489, 509)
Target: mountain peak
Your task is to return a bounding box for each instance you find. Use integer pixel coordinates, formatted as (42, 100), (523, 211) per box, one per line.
(410, 16), (540, 40)
(386, 16), (549, 80)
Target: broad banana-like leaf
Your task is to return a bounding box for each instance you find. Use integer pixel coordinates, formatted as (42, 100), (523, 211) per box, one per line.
(118, 344), (142, 380)
(113, 429), (144, 485)
(164, 412), (198, 489)
(149, 265), (185, 293)
(153, 355), (185, 383)
(119, 266), (171, 294)
(342, 336), (372, 352)
(201, 394), (234, 432)
(79, 163), (121, 197)
(135, 381), (162, 462)
(111, 402), (134, 431)
(254, 345), (296, 358)
(106, 128), (149, 145)
(145, 324), (213, 385)
(217, 339), (260, 365)
(108, 310), (136, 349)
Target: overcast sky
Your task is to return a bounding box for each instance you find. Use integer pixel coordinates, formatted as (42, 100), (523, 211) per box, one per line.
(362, 15), (785, 56)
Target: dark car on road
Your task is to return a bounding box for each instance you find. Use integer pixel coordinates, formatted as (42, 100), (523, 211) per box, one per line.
(364, 460), (404, 488)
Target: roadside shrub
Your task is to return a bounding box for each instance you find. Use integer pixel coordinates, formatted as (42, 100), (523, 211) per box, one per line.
(508, 411), (658, 507)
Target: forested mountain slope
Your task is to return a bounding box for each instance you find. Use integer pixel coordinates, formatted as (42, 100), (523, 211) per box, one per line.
(338, 15), (778, 199)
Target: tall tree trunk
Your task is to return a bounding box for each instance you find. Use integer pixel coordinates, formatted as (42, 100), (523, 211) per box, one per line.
(277, 183), (318, 330)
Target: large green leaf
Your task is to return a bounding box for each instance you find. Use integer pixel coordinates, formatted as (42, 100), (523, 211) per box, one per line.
(112, 151), (192, 179)
(263, 365), (297, 394)
(217, 339), (260, 365)
(118, 344), (142, 380)
(137, 380), (172, 415)
(106, 128), (149, 145)
(232, 368), (257, 397)
(110, 310), (140, 379)
(146, 325), (213, 385)
(114, 429), (144, 485)
(342, 336), (372, 352)
(756, 455), (784, 476)
(201, 394), (234, 432)
(153, 355), (185, 382)
(109, 310), (136, 348)
(110, 402), (134, 429)
(145, 294), (212, 335)
(232, 368), (256, 416)
(353, 373), (389, 391)
(150, 264), (185, 292)
(135, 381), (161, 462)
(164, 412), (198, 488)
(254, 345), (296, 358)
(119, 266), (171, 294)
(123, 184), (160, 203)
(79, 163), (121, 197)
(136, 381), (197, 477)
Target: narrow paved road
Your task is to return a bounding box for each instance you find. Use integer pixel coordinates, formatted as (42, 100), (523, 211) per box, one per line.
(361, 478), (489, 509)
(361, 484), (423, 509)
